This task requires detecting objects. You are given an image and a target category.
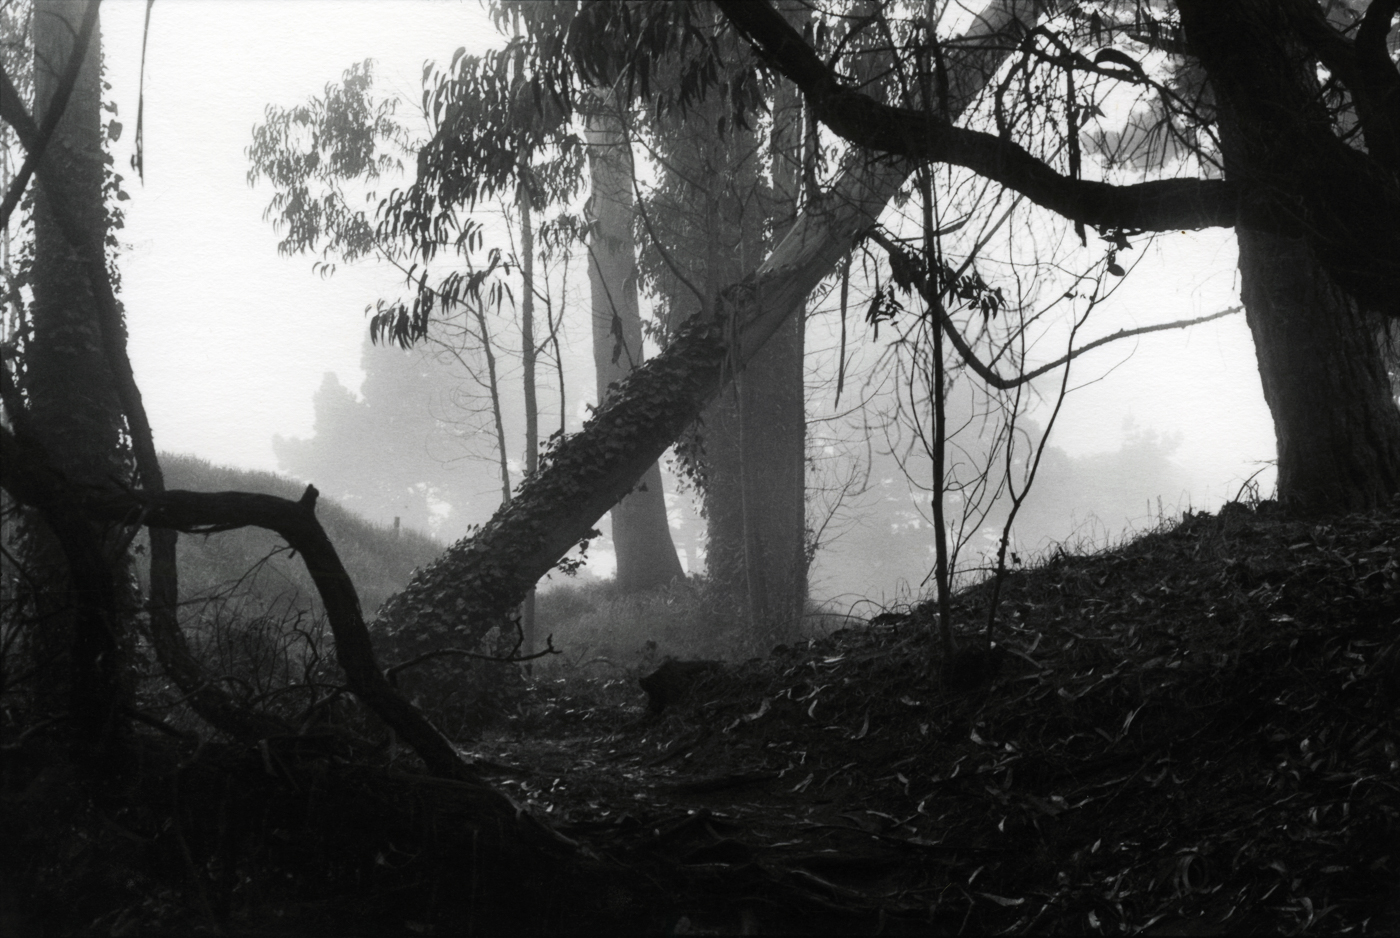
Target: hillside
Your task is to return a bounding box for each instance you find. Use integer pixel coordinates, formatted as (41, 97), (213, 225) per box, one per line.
(8, 498), (1398, 934)
(452, 498), (1400, 933)
(150, 453), (444, 621)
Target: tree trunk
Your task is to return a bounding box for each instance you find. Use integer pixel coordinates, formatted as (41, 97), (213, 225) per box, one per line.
(23, 0), (129, 746)
(1190, 2), (1400, 514)
(519, 198), (538, 654)
(741, 35), (810, 643)
(27, 0), (121, 486)
(1177, 0), (1400, 318)
(1237, 227), (1400, 513)
(584, 90), (685, 591)
(372, 0), (1046, 660)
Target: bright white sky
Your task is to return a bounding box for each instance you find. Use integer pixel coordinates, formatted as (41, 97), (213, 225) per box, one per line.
(98, 1), (1277, 517)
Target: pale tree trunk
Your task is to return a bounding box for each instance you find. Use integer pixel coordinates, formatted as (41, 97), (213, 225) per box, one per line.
(689, 137), (761, 627)
(738, 25), (809, 644)
(520, 199), (538, 653)
(373, 0), (1046, 659)
(584, 90), (685, 591)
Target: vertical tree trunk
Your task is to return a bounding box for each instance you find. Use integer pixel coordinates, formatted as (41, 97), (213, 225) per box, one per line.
(1236, 227), (1400, 513)
(1187, 1), (1400, 514)
(28, 0), (122, 484)
(676, 70), (771, 633)
(738, 29), (809, 643)
(24, 0), (130, 747)
(584, 90), (685, 591)
(519, 199), (538, 653)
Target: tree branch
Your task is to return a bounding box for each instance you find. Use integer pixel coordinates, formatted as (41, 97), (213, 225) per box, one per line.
(865, 228), (1242, 389)
(720, 0), (1400, 315)
(716, 0), (1241, 233)
(0, 421), (489, 785)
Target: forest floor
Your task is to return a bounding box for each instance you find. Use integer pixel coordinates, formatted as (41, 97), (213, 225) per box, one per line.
(6, 499), (1400, 935)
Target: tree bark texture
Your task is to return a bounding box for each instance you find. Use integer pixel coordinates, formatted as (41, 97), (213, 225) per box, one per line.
(27, 0), (122, 486)
(584, 89), (686, 591)
(1197, 2), (1400, 513)
(372, 0), (1044, 660)
(1236, 228), (1400, 513)
(19, 0), (131, 739)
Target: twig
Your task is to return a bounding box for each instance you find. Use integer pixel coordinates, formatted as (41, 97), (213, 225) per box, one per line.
(384, 635), (560, 685)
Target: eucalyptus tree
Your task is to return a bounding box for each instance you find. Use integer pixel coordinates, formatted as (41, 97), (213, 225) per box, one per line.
(8, 0), (130, 747)
(630, 6), (817, 642)
(3, 0), (294, 756)
(374, 0), (1047, 667)
(723, 0), (1400, 515)
(582, 87), (687, 590)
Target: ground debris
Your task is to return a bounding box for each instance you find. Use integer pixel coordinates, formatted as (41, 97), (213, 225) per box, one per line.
(10, 500), (1399, 933)
(488, 500), (1400, 933)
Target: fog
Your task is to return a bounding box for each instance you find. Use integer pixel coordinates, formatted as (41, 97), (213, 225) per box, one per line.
(99, 2), (1278, 609)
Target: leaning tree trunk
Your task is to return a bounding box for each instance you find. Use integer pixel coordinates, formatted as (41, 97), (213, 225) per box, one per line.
(584, 88), (685, 591)
(372, 0), (1047, 661)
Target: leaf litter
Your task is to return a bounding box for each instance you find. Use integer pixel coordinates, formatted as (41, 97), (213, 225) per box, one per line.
(472, 499), (1400, 934)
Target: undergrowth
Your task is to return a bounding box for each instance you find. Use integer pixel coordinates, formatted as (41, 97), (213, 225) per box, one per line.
(5, 498), (1398, 934)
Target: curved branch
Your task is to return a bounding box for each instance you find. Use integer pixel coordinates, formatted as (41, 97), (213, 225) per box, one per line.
(865, 228), (1242, 389)
(717, 0), (1241, 233)
(0, 422), (486, 785)
(719, 0), (1400, 314)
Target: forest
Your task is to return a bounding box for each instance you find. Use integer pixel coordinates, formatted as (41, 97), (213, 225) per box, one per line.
(2, 0), (1399, 934)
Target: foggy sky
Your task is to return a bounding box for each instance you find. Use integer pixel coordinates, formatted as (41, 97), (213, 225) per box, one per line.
(93, 1), (1279, 601)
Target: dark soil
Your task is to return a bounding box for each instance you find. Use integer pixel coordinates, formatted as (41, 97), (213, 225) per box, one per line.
(6, 500), (1399, 935)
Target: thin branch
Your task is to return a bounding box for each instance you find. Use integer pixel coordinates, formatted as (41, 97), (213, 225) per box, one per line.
(865, 228), (1241, 389)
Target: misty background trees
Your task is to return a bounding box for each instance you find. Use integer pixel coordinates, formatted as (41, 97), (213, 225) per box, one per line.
(245, 0), (1253, 624)
(7, 0), (1396, 755)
